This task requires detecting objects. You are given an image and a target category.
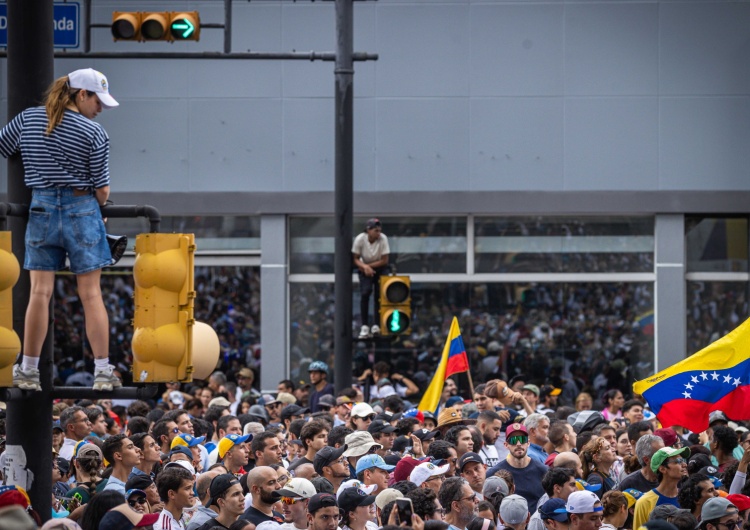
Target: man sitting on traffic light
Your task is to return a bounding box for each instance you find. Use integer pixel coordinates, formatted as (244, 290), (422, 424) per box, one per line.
(352, 218), (390, 339)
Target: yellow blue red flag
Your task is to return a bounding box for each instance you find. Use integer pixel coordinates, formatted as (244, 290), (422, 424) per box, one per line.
(418, 317), (470, 414)
(633, 316), (750, 433)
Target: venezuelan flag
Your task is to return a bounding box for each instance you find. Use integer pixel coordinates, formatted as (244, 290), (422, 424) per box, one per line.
(418, 317), (470, 413)
(633, 316), (750, 433)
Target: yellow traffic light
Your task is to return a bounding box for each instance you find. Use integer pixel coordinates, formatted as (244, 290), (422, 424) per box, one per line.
(0, 232), (21, 387)
(112, 12), (142, 41)
(132, 233), (195, 383)
(111, 11), (200, 42)
(379, 275), (411, 335)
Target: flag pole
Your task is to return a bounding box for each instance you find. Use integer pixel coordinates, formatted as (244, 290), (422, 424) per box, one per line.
(466, 369), (475, 398)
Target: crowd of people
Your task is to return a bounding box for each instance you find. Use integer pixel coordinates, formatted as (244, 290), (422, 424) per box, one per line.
(1, 360), (750, 530)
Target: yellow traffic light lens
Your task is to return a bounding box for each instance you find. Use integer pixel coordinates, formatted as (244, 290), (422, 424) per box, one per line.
(141, 20), (165, 39)
(112, 20), (137, 39)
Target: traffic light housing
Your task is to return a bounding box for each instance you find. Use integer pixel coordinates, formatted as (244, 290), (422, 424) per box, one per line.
(379, 275), (411, 335)
(0, 232), (21, 387)
(132, 233), (195, 383)
(112, 11), (200, 42)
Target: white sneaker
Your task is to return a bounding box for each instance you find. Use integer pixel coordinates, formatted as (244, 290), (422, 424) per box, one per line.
(358, 325), (371, 339)
(93, 364), (123, 391)
(13, 365), (41, 391)
(370, 325), (381, 336)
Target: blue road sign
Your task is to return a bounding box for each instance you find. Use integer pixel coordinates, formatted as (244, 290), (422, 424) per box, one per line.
(0, 3), (80, 49)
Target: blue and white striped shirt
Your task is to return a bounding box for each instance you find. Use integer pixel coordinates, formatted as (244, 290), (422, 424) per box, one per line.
(0, 106), (110, 189)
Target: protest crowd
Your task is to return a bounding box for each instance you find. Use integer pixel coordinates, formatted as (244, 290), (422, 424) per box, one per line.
(1, 355), (749, 530)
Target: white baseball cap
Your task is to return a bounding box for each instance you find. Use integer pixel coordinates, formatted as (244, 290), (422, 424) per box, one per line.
(409, 461), (449, 487)
(336, 479), (377, 500)
(277, 477), (316, 499)
(68, 68), (119, 109)
(564, 491), (602, 514)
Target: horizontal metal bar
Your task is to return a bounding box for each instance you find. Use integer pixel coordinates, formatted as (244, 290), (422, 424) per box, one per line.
(685, 272), (750, 282)
(0, 385), (159, 401)
(288, 272), (657, 283)
(0, 51), (378, 61)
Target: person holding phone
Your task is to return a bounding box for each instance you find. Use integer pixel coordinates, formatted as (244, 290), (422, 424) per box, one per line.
(0, 68), (121, 392)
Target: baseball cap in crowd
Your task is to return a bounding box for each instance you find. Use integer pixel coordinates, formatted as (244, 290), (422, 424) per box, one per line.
(277, 392), (297, 405)
(413, 428), (438, 442)
(500, 494), (529, 525)
(208, 474), (241, 506)
(308, 361), (329, 374)
(126, 488), (147, 506)
(164, 459), (195, 475)
(337, 480), (377, 500)
(562, 491), (602, 514)
(337, 396), (353, 406)
(368, 420), (397, 435)
(218, 433), (252, 458)
(68, 68), (119, 109)
(171, 433), (205, 449)
(74, 441), (103, 461)
(280, 404), (309, 422)
(726, 495), (750, 512)
(654, 428), (679, 448)
(52, 421), (63, 433)
(313, 445), (347, 475)
(650, 447), (690, 473)
(649, 505), (680, 521)
(311, 477), (335, 494)
(308, 493), (338, 514)
(355, 454), (396, 475)
(168, 391), (185, 406)
(343, 431), (382, 457)
(375, 488), (404, 510)
(709, 411), (730, 427)
(409, 461), (449, 486)
(98, 504), (159, 530)
(237, 367), (254, 379)
(318, 395), (337, 410)
(445, 396), (465, 408)
(366, 218), (381, 230)
(575, 479), (602, 492)
(539, 498), (569, 522)
(698, 466), (724, 490)
(392, 456), (424, 483)
(567, 411), (608, 434)
(505, 423), (528, 438)
(125, 474), (154, 492)
(436, 406), (471, 430)
(208, 396), (232, 409)
(338, 487), (377, 514)
(521, 384), (540, 397)
(404, 409), (425, 423)
(622, 488), (643, 508)
(278, 477), (316, 499)
(351, 403), (376, 419)
(261, 394), (281, 406)
(169, 446), (193, 461)
(483, 476), (510, 499)
(540, 385), (562, 399)
(457, 452), (484, 473)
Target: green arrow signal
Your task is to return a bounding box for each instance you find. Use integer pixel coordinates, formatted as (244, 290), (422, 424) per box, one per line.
(171, 18), (195, 39)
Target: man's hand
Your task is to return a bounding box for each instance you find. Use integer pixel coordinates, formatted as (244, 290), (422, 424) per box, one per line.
(739, 446), (750, 472)
(410, 433), (424, 457)
(362, 264), (375, 277)
(497, 410), (511, 423)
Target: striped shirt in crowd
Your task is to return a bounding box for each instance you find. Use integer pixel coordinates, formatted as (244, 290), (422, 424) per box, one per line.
(0, 106), (110, 189)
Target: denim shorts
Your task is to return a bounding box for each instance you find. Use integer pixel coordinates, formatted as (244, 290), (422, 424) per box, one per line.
(24, 188), (112, 274)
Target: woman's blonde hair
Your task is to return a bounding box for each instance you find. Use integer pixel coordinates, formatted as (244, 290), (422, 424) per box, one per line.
(44, 75), (78, 134)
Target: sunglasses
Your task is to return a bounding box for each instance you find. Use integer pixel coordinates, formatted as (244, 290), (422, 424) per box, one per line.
(281, 497), (302, 505)
(508, 435), (528, 445)
(667, 457), (686, 465)
(128, 497), (147, 507)
(357, 415), (376, 421)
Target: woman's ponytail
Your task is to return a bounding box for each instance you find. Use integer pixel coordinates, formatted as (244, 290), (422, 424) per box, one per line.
(44, 76), (75, 134)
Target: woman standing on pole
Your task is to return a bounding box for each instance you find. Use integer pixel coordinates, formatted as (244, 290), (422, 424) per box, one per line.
(0, 68), (121, 391)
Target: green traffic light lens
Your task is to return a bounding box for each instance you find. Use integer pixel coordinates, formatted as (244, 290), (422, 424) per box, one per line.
(386, 310), (410, 334)
(171, 18), (196, 39)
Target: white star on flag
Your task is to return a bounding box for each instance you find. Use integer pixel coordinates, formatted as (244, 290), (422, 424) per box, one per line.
(685, 382), (694, 390)
(724, 374), (732, 383)
(701, 372), (708, 380)
(682, 391), (691, 398)
(711, 372), (720, 380)
(734, 378), (742, 387)
(691, 376), (699, 383)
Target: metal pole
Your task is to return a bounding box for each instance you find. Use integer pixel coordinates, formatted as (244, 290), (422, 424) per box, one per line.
(333, 0), (353, 393)
(224, 0), (232, 54)
(6, 0), (54, 521)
